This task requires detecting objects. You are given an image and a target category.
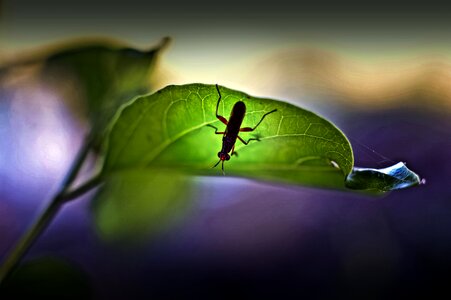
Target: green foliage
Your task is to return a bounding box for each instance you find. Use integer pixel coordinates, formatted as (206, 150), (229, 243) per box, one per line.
(102, 83), (354, 189)
(92, 83), (359, 241)
(92, 169), (193, 243)
(41, 38), (169, 146)
(93, 84), (422, 242)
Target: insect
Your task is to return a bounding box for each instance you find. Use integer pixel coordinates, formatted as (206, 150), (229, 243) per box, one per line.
(208, 84), (277, 174)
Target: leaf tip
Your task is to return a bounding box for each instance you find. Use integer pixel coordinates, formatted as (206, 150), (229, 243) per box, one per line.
(345, 161), (422, 192)
(158, 37), (172, 51)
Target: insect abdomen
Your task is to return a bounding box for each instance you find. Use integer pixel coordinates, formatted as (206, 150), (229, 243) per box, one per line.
(227, 101), (246, 135)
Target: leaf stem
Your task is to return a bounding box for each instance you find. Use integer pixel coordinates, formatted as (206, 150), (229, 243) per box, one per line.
(60, 135), (93, 191)
(0, 199), (62, 284)
(0, 137), (101, 284)
(61, 175), (103, 203)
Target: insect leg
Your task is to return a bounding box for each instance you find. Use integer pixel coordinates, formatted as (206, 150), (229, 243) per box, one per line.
(206, 124), (225, 134)
(237, 135), (260, 145)
(239, 109), (277, 132)
(231, 144), (238, 157)
(215, 84), (228, 126)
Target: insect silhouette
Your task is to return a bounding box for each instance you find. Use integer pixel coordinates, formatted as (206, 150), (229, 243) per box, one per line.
(207, 84), (277, 174)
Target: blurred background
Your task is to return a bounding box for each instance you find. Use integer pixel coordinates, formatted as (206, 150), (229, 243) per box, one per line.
(1, 0), (451, 299)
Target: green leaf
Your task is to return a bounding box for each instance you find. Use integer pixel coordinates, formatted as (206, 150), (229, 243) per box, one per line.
(41, 37), (169, 145)
(91, 84), (422, 242)
(345, 162), (423, 192)
(0, 257), (91, 299)
(101, 83), (354, 189)
(92, 169), (193, 243)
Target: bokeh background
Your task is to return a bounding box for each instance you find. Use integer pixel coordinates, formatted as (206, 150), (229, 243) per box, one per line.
(1, 0), (451, 299)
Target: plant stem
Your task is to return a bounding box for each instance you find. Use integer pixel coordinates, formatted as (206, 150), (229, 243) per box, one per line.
(0, 199), (62, 283)
(61, 175), (103, 203)
(0, 137), (101, 284)
(60, 135), (93, 191)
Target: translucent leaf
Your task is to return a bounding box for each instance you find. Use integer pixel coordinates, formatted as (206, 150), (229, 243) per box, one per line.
(40, 37), (169, 145)
(92, 169), (193, 243)
(102, 83), (354, 189)
(91, 84), (422, 242)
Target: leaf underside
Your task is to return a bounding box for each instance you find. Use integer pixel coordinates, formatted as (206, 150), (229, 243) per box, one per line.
(102, 83), (354, 189)
(92, 84), (422, 242)
(92, 169), (192, 243)
(41, 38), (168, 146)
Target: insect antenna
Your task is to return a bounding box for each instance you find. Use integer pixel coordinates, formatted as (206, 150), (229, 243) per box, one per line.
(212, 159), (226, 176)
(213, 159), (221, 168)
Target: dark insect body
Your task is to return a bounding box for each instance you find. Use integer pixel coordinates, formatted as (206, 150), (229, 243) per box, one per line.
(208, 84), (277, 174)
